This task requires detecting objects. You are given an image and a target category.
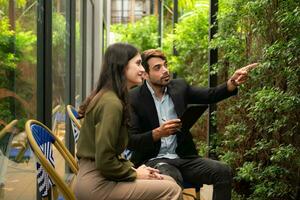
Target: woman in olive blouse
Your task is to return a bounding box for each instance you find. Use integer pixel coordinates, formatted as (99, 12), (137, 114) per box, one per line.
(73, 43), (182, 200)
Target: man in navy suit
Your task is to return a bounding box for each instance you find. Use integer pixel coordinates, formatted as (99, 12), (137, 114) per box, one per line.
(128, 49), (257, 200)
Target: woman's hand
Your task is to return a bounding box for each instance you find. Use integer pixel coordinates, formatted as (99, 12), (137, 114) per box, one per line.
(133, 165), (164, 180)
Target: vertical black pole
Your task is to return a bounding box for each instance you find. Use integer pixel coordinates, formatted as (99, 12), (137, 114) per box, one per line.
(65, 0), (76, 173)
(8, 0), (16, 119)
(208, 0), (218, 159)
(172, 0), (178, 55)
(158, 0), (163, 47)
(37, 0), (52, 143)
(82, 0), (87, 99)
(121, 0), (124, 23)
(37, 0), (52, 199)
(150, 0), (154, 14)
(172, 0), (178, 79)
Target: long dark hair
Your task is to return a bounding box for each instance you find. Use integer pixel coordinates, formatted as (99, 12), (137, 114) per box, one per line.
(78, 43), (139, 125)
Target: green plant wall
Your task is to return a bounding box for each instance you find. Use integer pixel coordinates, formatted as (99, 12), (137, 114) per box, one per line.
(213, 0), (300, 199)
(112, 1), (300, 199)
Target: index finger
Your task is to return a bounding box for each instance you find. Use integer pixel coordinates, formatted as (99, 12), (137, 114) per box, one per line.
(243, 63), (258, 72)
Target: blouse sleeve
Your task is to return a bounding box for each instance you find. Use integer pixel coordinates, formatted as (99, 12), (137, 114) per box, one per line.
(94, 97), (137, 181)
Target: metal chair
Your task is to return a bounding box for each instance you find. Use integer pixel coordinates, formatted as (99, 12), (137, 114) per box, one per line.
(9, 131), (32, 162)
(66, 105), (80, 144)
(0, 120), (18, 186)
(52, 105), (62, 136)
(25, 119), (78, 200)
(122, 149), (133, 160)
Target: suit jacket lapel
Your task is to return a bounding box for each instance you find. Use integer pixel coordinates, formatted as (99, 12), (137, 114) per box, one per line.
(139, 83), (162, 152)
(167, 82), (185, 117)
(140, 83), (160, 128)
(167, 81), (186, 144)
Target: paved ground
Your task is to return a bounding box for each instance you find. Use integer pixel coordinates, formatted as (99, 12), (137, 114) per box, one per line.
(0, 158), (36, 200)
(1, 133), (213, 200)
(1, 157), (213, 200)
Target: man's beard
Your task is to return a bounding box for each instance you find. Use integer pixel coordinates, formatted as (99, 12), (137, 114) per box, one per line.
(150, 75), (171, 87)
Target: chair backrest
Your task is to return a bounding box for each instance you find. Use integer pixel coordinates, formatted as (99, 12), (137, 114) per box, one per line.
(0, 120), (18, 141)
(66, 105), (81, 143)
(25, 120), (78, 200)
(122, 149), (132, 160)
(0, 120), (18, 186)
(52, 105), (61, 133)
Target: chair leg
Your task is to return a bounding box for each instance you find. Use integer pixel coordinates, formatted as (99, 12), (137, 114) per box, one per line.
(0, 152), (9, 186)
(15, 146), (27, 162)
(183, 188), (197, 200)
(196, 190), (200, 200)
(52, 185), (59, 200)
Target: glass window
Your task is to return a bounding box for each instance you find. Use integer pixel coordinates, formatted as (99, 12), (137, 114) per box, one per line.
(75, 0), (82, 108)
(52, 0), (67, 138)
(85, 0), (94, 94)
(0, 1), (37, 125)
(0, 0), (37, 199)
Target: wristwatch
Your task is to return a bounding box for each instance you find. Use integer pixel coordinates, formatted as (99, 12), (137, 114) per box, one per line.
(230, 78), (239, 87)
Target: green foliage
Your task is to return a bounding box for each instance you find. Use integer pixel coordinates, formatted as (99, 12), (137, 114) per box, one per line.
(195, 140), (209, 157)
(111, 15), (158, 51)
(247, 88), (300, 136)
(52, 12), (67, 60)
(236, 162), (258, 182)
(0, 101), (13, 122)
(0, 18), (19, 72)
(110, 0), (299, 199)
(0, 17), (36, 84)
(0, 0), (27, 9)
(215, 0), (300, 199)
(166, 6), (209, 86)
(0, 17), (36, 126)
(164, 0), (209, 17)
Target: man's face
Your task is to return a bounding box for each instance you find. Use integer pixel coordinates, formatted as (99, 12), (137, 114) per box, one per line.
(145, 57), (170, 87)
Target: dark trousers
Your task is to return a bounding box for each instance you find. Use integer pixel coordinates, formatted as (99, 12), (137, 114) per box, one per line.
(146, 157), (232, 200)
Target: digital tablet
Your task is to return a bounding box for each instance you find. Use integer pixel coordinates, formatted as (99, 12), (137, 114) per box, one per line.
(180, 104), (208, 131)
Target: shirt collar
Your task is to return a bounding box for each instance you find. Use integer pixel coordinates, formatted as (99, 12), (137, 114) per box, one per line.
(146, 80), (167, 97)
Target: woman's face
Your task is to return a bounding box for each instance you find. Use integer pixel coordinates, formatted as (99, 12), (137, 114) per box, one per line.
(125, 53), (145, 89)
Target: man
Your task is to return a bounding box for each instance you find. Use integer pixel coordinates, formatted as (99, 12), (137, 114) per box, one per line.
(128, 49), (257, 200)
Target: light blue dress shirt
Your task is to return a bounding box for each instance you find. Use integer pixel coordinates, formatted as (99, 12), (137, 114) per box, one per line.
(146, 81), (179, 159)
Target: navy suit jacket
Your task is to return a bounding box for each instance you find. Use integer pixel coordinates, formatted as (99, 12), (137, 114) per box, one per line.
(128, 79), (237, 167)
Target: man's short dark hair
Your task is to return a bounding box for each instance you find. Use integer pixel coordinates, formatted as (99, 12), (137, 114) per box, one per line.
(141, 49), (167, 72)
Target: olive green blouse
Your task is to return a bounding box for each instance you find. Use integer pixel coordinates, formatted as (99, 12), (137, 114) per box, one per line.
(76, 90), (137, 181)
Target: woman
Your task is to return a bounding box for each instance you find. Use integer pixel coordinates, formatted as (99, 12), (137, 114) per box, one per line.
(74, 43), (182, 200)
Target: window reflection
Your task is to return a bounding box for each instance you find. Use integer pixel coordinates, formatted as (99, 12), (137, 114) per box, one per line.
(52, 0), (67, 139)
(75, 0), (82, 108)
(0, 1), (37, 199)
(0, 1), (37, 125)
